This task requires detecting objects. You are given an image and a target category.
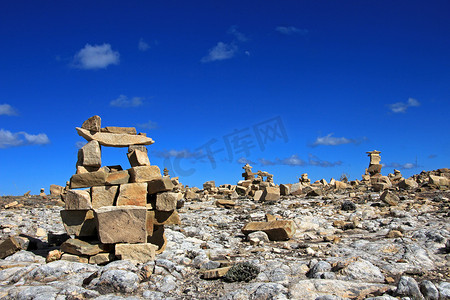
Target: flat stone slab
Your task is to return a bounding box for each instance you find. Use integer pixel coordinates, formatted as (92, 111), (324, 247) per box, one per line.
(95, 206), (147, 244)
(60, 238), (112, 256)
(70, 169), (107, 189)
(0, 236), (21, 259)
(76, 127), (154, 147)
(241, 220), (296, 241)
(115, 243), (157, 263)
(60, 210), (97, 237)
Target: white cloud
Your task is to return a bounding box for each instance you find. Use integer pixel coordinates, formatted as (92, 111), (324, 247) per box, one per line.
(138, 38), (150, 51)
(137, 120), (158, 130)
(384, 162), (418, 169)
(110, 95), (144, 108)
(73, 43), (120, 69)
(389, 97), (420, 113)
(237, 157), (255, 164)
(311, 133), (366, 147)
(275, 26), (308, 35)
(0, 104), (18, 116)
(201, 42), (238, 63)
(258, 154), (341, 167)
(228, 26), (248, 42)
(153, 149), (203, 159)
(0, 129), (50, 148)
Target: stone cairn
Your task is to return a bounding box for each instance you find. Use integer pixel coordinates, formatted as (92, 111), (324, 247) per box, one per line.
(236, 163), (279, 201)
(59, 115), (181, 264)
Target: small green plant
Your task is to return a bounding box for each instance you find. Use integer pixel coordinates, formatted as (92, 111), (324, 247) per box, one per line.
(224, 262), (260, 282)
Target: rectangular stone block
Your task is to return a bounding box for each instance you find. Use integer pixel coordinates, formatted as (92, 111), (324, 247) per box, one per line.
(91, 185), (118, 209)
(128, 166), (161, 183)
(70, 169), (107, 189)
(147, 210), (181, 226)
(60, 238), (112, 256)
(261, 186), (280, 201)
(116, 182), (147, 206)
(105, 170), (130, 185)
(78, 140), (101, 167)
(60, 210), (97, 237)
(95, 206), (147, 244)
(0, 236), (21, 259)
(127, 149), (150, 167)
(64, 189), (92, 210)
(89, 252), (115, 265)
(155, 192), (178, 211)
(101, 126), (137, 135)
(115, 243), (157, 263)
(241, 220), (296, 241)
(147, 177), (174, 194)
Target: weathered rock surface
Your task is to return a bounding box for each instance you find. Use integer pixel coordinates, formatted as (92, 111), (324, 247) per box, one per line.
(76, 127), (154, 147)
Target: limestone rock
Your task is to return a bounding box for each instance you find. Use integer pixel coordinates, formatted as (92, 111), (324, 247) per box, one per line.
(105, 170), (130, 185)
(50, 184), (64, 196)
(70, 169), (107, 189)
(290, 183), (303, 195)
(253, 190), (263, 201)
(89, 252), (115, 265)
(128, 165), (161, 183)
(380, 190), (399, 206)
(147, 177), (174, 194)
(116, 183), (147, 207)
(147, 210), (181, 226)
(95, 206), (147, 244)
(78, 140), (101, 167)
(81, 115), (101, 132)
(91, 185), (118, 209)
(127, 149), (150, 167)
(398, 178), (419, 190)
(156, 192), (178, 211)
(202, 267), (232, 279)
(429, 174), (448, 186)
(60, 210), (97, 237)
(115, 243), (157, 263)
(64, 189), (92, 210)
(101, 126), (137, 135)
(215, 199), (236, 209)
(147, 225), (167, 254)
(60, 238), (112, 256)
(0, 236), (21, 259)
(261, 187), (280, 201)
(242, 220), (296, 241)
(61, 253), (89, 263)
(76, 127), (154, 147)
(280, 184), (291, 196)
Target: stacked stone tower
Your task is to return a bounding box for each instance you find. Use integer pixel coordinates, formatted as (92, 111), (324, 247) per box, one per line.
(59, 116), (181, 264)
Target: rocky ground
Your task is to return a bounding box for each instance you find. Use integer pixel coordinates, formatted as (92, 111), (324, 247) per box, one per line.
(0, 187), (449, 299)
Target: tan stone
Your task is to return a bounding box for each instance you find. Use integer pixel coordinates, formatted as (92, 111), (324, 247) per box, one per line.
(101, 126), (137, 135)
(50, 184), (64, 196)
(61, 253), (88, 263)
(76, 127), (154, 147)
(253, 190), (263, 201)
(4, 201), (19, 209)
(335, 181), (348, 190)
(46, 249), (62, 263)
(280, 184), (291, 196)
(60, 210), (97, 237)
(89, 252), (115, 265)
(128, 165), (161, 183)
(78, 140), (101, 167)
(215, 199), (236, 208)
(241, 220), (296, 241)
(147, 210), (181, 226)
(0, 236), (21, 259)
(202, 266), (232, 279)
(115, 243), (157, 263)
(156, 192), (178, 211)
(398, 178), (418, 190)
(64, 189), (92, 210)
(91, 185), (118, 209)
(61, 238), (112, 256)
(429, 174), (449, 186)
(81, 115), (101, 132)
(185, 190), (198, 200)
(380, 190), (399, 206)
(147, 178), (174, 194)
(127, 149), (150, 167)
(235, 185), (247, 196)
(147, 225), (166, 254)
(290, 183), (303, 195)
(95, 206), (147, 244)
(105, 170), (130, 185)
(76, 165), (99, 174)
(261, 186), (280, 201)
(70, 169), (107, 189)
(116, 183), (147, 207)
(386, 230), (403, 238)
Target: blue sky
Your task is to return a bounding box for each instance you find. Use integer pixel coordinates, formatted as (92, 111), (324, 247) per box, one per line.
(1, 1), (449, 195)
